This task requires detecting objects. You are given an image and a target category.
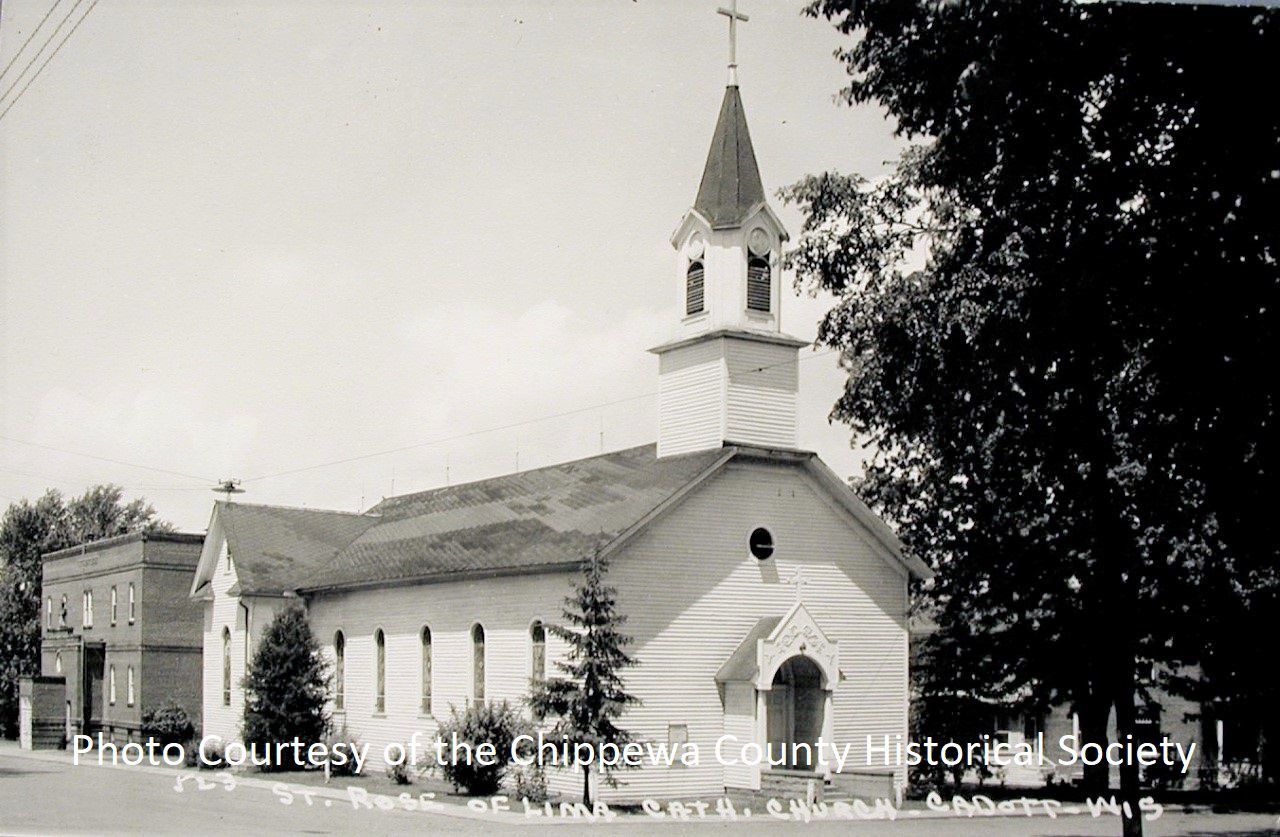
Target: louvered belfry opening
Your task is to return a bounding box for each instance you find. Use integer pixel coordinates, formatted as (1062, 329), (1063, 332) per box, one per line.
(686, 260), (706, 315)
(747, 255), (770, 312)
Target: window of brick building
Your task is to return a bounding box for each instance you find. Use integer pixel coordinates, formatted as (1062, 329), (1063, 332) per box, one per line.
(109, 666), (116, 705)
(110, 586), (118, 626)
(127, 666), (135, 706)
(82, 590), (93, 628)
(128, 583), (136, 623)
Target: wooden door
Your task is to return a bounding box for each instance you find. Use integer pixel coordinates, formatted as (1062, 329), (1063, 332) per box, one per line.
(766, 685), (793, 764)
(83, 645), (104, 732)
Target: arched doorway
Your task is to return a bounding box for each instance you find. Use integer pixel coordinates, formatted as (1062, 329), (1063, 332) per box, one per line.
(765, 656), (826, 770)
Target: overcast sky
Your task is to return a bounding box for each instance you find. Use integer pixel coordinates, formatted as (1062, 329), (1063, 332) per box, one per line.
(0, 0), (903, 532)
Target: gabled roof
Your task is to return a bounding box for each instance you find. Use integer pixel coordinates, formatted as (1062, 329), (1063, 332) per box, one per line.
(693, 85), (767, 229)
(191, 442), (929, 598)
(214, 502), (380, 594)
(306, 444), (728, 591)
(715, 616), (782, 683)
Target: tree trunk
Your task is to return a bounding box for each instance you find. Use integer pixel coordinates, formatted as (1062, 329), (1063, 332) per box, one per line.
(1114, 670), (1143, 837)
(1077, 692), (1112, 797)
(582, 765), (592, 807)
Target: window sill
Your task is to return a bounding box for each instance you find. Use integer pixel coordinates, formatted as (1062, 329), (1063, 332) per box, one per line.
(371, 712), (387, 719)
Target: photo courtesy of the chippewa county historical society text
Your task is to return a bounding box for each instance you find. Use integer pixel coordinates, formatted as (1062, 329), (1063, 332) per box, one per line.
(0, 1), (1276, 835)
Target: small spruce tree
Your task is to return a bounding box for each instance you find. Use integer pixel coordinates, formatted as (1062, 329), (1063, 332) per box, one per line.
(242, 605), (328, 770)
(528, 548), (638, 806)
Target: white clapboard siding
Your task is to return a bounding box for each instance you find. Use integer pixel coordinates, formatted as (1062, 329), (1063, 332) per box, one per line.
(207, 456), (909, 800)
(657, 340), (725, 457)
(202, 538), (282, 744)
(725, 338), (798, 449)
(306, 575), (572, 770)
(597, 459), (908, 799)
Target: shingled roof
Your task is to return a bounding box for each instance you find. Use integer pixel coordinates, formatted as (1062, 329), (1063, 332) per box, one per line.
(216, 502), (380, 594)
(306, 443), (727, 591)
(693, 85), (767, 229)
(206, 444), (729, 595)
(196, 442), (926, 598)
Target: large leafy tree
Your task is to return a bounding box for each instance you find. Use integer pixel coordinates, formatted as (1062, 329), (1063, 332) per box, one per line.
(786, 1), (1278, 831)
(0, 485), (171, 737)
(241, 605), (329, 769)
(528, 549), (639, 806)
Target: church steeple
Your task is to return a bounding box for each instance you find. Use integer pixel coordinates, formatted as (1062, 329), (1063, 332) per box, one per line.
(649, 5), (808, 459)
(693, 86), (766, 229)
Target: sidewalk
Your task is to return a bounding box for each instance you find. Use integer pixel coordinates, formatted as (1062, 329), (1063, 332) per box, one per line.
(2, 740), (1148, 828)
(0, 740), (528, 826)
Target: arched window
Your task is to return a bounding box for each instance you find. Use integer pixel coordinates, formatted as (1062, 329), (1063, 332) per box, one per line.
(59, 595), (66, 627)
(110, 586), (118, 625)
(686, 261), (705, 316)
(530, 621), (546, 684)
(472, 624), (486, 705)
(128, 583), (136, 623)
(374, 629), (386, 713)
(46, 597), (51, 629)
(109, 665), (117, 705)
(747, 255), (770, 312)
(127, 666), (136, 706)
(333, 631), (346, 710)
(420, 627), (433, 714)
(221, 627), (231, 706)
(54, 652), (62, 674)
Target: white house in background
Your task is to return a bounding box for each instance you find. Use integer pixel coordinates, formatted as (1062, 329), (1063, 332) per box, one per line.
(190, 66), (931, 803)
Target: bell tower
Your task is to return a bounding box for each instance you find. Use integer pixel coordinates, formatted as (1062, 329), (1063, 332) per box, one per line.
(650, 3), (807, 458)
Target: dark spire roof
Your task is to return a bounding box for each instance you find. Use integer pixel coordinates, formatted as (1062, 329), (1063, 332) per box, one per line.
(693, 85), (766, 228)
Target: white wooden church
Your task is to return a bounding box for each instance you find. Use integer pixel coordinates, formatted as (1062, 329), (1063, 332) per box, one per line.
(190, 34), (930, 801)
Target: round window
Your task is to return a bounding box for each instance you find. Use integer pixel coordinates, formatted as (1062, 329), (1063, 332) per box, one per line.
(749, 527), (775, 561)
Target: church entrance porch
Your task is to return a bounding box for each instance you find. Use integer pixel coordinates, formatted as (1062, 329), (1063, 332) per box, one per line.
(765, 656), (825, 771)
(715, 602), (841, 791)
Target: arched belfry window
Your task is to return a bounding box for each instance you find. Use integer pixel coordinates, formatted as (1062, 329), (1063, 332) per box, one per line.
(686, 261), (705, 316)
(472, 623), (486, 705)
(374, 629), (386, 713)
(221, 627), (231, 706)
(420, 626), (433, 714)
(333, 631), (346, 710)
(747, 254), (771, 312)
(530, 621), (546, 684)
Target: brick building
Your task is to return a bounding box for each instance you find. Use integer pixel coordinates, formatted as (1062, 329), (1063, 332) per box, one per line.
(35, 531), (204, 745)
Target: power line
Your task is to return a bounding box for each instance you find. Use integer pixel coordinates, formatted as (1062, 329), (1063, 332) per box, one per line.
(0, 0), (96, 123)
(0, 0), (83, 105)
(2, 347), (842, 490)
(0, 465), (212, 492)
(242, 347), (840, 484)
(0, 434), (215, 483)
(0, 0), (63, 84)
(242, 389), (659, 484)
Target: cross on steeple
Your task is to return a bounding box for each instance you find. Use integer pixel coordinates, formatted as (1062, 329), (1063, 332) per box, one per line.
(717, 0), (749, 86)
